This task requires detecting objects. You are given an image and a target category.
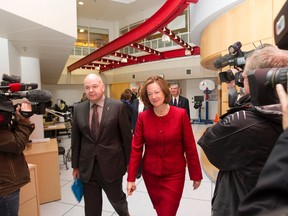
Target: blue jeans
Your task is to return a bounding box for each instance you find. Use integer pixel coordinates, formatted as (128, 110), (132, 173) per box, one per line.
(0, 190), (20, 216)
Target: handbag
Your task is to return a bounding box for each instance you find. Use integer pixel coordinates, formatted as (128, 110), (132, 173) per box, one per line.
(71, 178), (83, 202)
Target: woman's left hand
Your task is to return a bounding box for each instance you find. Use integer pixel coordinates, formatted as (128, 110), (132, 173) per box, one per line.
(193, 180), (201, 190)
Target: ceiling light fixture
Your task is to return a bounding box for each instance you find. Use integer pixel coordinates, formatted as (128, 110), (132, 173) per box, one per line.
(162, 34), (171, 43)
(111, 0), (136, 4)
(121, 58), (128, 63)
(78, 1), (84, 5)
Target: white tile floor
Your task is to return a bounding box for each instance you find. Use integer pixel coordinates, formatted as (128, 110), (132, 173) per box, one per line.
(40, 124), (214, 216)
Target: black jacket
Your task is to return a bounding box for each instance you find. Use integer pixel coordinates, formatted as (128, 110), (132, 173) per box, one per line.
(237, 129), (288, 216)
(71, 98), (132, 183)
(198, 103), (282, 216)
(169, 95), (190, 119)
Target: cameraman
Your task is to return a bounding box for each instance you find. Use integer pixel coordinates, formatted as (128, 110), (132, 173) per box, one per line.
(236, 84), (288, 216)
(0, 100), (35, 216)
(198, 46), (288, 216)
(226, 67), (245, 108)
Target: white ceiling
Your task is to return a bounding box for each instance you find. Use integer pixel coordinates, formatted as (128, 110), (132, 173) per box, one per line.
(0, 0), (166, 84)
(77, 0), (166, 22)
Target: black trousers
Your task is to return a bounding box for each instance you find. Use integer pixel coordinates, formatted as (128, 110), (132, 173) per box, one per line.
(83, 159), (129, 216)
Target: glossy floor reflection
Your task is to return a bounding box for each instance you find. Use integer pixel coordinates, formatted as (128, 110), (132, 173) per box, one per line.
(40, 124), (214, 216)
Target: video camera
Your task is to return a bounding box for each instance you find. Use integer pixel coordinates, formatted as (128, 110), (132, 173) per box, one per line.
(219, 69), (244, 87)
(193, 96), (204, 109)
(247, 1), (288, 106)
(0, 73), (52, 126)
(214, 41), (255, 87)
(213, 41), (253, 70)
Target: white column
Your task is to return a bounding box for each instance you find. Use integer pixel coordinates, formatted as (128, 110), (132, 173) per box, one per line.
(21, 57), (45, 140)
(0, 38), (10, 76)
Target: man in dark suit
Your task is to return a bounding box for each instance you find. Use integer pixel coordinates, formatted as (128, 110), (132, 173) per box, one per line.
(130, 86), (138, 102)
(71, 73), (132, 216)
(169, 83), (190, 119)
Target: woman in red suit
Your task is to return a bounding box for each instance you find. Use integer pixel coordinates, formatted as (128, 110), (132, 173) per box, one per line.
(127, 76), (202, 216)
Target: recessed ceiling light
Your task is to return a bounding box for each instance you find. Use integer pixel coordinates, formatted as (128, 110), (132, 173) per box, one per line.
(78, 1), (84, 5)
(111, 0), (136, 4)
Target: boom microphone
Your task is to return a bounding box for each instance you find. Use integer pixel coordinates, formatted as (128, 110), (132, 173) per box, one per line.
(0, 83), (38, 92)
(9, 83), (38, 92)
(213, 54), (235, 69)
(24, 89), (52, 102)
(4, 89), (52, 102)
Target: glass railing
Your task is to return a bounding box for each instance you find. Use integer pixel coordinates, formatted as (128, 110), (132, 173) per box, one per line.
(71, 32), (191, 56)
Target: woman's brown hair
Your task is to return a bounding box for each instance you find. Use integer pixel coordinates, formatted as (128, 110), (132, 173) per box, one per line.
(141, 76), (171, 108)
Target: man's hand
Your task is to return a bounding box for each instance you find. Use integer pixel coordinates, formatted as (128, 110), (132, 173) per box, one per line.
(72, 168), (80, 179)
(15, 100), (32, 122)
(276, 84), (288, 130)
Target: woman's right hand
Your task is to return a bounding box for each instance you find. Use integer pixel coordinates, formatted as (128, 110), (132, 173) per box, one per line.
(127, 181), (136, 196)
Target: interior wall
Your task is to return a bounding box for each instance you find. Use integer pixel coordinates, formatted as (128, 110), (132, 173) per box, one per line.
(200, 0), (287, 114)
(42, 84), (84, 107)
(110, 83), (130, 100)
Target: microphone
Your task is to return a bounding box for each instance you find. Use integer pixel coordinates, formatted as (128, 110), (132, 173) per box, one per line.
(4, 89), (52, 102)
(8, 83), (38, 92)
(228, 57), (246, 67)
(24, 90), (52, 102)
(214, 54), (235, 69)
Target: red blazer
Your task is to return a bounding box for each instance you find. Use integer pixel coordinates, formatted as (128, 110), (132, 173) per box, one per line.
(127, 106), (202, 181)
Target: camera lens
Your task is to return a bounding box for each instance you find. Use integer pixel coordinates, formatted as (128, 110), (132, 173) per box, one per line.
(266, 67), (288, 90)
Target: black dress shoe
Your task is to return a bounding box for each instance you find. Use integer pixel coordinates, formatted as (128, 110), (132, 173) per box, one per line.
(136, 172), (142, 179)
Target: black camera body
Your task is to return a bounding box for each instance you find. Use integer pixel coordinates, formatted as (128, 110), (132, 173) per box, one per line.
(193, 96), (204, 109)
(0, 74), (52, 126)
(219, 69), (244, 88)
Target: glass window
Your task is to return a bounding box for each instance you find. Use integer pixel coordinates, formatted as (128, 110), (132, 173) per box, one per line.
(89, 27), (109, 49)
(74, 26), (109, 55)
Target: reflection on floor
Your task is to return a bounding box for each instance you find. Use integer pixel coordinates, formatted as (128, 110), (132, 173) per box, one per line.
(40, 124), (214, 216)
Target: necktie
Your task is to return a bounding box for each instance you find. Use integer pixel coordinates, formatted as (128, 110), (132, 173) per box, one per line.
(91, 104), (100, 139)
(173, 98), (177, 106)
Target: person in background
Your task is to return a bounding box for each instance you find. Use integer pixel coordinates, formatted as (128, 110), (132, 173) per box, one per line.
(80, 92), (87, 102)
(131, 85), (145, 179)
(236, 85), (288, 216)
(71, 73), (132, 216)
(127, 76), (202, 216)
(198, 46), (288, 216)
(120, 89), (134, 127)
(131, 86), (138, 102)
(131, 85), (145, 132)
(169, 83), (190, 119)
(54, 99), (69, 113)
(0, 100), (35, 216)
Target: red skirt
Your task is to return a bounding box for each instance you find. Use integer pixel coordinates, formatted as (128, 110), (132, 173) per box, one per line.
(142, 170), (185, 216)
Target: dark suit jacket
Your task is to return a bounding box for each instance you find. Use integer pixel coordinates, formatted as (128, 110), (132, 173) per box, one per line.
(169, 95), (190, 119)
(71, 98), (132, 183)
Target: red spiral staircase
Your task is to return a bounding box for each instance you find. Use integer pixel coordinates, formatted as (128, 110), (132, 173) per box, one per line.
(67, 0), (199, 74)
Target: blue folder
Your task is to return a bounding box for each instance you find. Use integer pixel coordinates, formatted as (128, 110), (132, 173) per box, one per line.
(71, 178), (83, 202)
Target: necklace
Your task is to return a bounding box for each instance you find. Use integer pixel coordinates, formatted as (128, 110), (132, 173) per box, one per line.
(153, 104), (170, 117)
